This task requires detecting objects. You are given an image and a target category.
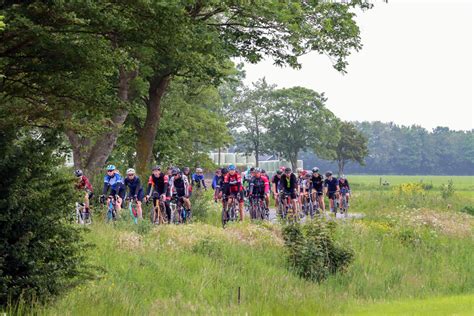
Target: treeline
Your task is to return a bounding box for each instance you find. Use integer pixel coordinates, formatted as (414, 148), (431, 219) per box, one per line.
(302, 122), (474, 175)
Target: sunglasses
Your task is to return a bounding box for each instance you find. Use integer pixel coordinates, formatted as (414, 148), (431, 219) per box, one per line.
(107, 170), (114, 173)
(127, 174), (134, 177)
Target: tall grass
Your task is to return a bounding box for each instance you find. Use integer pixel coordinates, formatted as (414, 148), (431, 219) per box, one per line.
(7, 176), (473, 315)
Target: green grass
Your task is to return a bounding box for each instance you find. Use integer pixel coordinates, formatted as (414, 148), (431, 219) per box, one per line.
(349, 175), (474, 191)
(13, 176), (474, 315)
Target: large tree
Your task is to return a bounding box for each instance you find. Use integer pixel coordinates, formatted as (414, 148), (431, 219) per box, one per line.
(231, 78), (275, 166)
(266, 87), (339, 171)
(325, 121), (368, 175)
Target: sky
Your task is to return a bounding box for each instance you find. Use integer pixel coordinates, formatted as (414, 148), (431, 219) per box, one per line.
(241, 0), (473, 131)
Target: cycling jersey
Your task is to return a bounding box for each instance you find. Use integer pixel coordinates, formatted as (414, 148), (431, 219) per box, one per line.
(272, 175), (281, 192)
(261, 175), (270, 193)
(76, 175), (93, 192)
(223, 172), (242, 194)
(249, 176), (266, 196)
(311, 174), (323, 191)
(147, 174), (169, 196)
(324, 177), (339, 192)
(279, 173), (297, 192)
(192, 173), (207, 189)
(339, 179), (350, 191)
(169, 175), (189, 197)
(124, 176), (143, 197)
(102, 173), (124, 196)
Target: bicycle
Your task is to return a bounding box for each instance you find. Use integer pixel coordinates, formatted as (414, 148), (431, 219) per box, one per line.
(170, 195), (191, 224)
(278, 192), (297, 223)
(310, 190), (321, 217)
(301, 192), (314, 219)
(100, 195), (118, 222)
(148, 192), (168, 225)
(126, 196), (139, 224)
(340, 188), (350, 216)
(74, 202), (92, 225)
(249, 194), (267, 220)
(222, 193), (239, 227)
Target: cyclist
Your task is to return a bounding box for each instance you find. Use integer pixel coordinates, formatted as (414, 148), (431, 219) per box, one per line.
(223, 164), (244, 221)
(311, 167), (325, 212)
(100, 164), (125, 212)
(169, 168), (191, 220)
(272, 170), (283, 207)
(212, 168), (221, 191)
(324, 171), (340, 214)
(297, 169), (307, 208)
(215, 167), (228, 203)
(123, 168), (144, 219)
(183, 167), (192, 197)
(260, 169), (270, 212)
(242, 167), (254, 197)
(279, 167), (298, 215)
(248, 168), (267, 217)
(145, 165), (171, 223)
(338, 175), (351, 209)
(192, 168), (207, 190)
(74, 169), (93, 215)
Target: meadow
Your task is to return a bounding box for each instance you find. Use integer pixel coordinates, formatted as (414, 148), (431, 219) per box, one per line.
(19, 176), (474, 315)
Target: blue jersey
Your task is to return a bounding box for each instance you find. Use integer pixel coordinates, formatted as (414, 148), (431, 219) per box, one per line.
(103, 173), (123, 191)
(124, 176), (142, 196)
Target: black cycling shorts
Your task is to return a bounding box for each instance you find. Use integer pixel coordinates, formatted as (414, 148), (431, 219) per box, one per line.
(327, 191), (337, 199)
(281, 191), (297, 200)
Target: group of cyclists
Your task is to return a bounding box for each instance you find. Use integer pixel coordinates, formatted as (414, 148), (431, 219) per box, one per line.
(74, 162), (351, 226)
(212, 165), (351, 225)
(74, 165), (208, 224)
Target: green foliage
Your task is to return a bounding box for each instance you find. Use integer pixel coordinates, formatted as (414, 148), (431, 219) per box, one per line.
(266, 87), (339, 170)
(282, 220), (354, 282)
(324, 121), (368, 175)
(460, 206), (474, 216)
(0, 129), (88, 307)
(441, 180), (455, 200)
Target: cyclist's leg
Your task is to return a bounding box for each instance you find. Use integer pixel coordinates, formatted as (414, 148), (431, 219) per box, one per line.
(319, 192), (325, 212)
(239, 191), (245, 221)
(164, 198), (171, 223)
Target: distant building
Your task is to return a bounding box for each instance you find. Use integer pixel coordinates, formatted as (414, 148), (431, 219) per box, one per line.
(209, 152), (303, 172)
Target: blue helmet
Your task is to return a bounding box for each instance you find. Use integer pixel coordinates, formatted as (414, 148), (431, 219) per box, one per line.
(106, 164), (116, 171)
(228, 164), (236, 171)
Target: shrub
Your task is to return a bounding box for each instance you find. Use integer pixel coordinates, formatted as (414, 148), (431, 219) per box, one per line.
(0, 129), (88, 307)
(441, 180), (455, 200)
(460, 206), (474, 216)
(282, 220), (354, 282)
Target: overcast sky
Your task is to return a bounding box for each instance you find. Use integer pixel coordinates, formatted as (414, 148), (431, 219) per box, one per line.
(241, 0), (473, 131)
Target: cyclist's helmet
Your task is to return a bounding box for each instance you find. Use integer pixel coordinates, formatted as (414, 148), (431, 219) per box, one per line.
(340, 175), (346, 180)
(296, 168), (303, 174)
(301, 170), (307, 176)
(325, 171), (333, 177)
(126, 168), (135, 175)
(171, 168), (180, 176)
(261, 169), (266, 174)
(305, 172), (312, 179)
(106, 164), (115, 171)
(312, 167), (319, 173)
(152, 165), (161, 171)
(276, 170), (283, 175)
(285, 167), (292, 173)
(221, 167), (228, 174)
(74, 169), (83, 177)
(196, 167), (203, 173)
(255, 167), (261, 173)
(183, 167), (190, 173)
(250, 167), (255, 172)
(228, 164), (236, 171)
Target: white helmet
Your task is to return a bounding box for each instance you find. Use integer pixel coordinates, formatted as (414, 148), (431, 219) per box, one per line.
(196, 167), (203, 173)
(126, 168), (136, 175)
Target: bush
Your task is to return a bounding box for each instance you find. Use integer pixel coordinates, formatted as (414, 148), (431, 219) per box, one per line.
(0, 129), (88, 307)
(460, 206), (474, 216)
(441, 180), (455, 200)
(282, 220), (354, 282)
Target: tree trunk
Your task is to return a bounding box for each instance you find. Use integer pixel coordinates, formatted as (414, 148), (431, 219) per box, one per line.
(218, 147), (221, 166)
(135, 74), (171, 175)
(338, 159), (345, 176)
(254, 114), (259, 167)
(66, 68), (137, 178)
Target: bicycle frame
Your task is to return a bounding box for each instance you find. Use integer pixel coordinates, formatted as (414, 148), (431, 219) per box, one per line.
(127, 197), (138, 224)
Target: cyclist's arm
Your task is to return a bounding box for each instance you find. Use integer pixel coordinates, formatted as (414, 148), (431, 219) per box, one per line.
(147, 176), (153, 196)
(102, 182), (110, 196)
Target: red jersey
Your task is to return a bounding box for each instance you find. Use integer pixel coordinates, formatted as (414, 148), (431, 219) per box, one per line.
(223, 172), (242, 193)
(76, 175), (93, 192)
(262, 175), (270, 193)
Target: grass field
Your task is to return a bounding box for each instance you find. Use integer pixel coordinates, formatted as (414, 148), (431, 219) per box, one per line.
(16, 176), (474, 315)
(349, 175), (474, 191)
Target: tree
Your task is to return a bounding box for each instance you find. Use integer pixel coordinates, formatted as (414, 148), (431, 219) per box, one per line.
(231, 78), (275, 166)
(0, 128), (86, 306)
(326, 121), (368, 175)
(266, 87), (339, 171)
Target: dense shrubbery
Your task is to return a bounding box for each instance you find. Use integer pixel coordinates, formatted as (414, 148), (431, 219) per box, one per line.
(0, 130), (87, 307)
(282, 220), (354, 282)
